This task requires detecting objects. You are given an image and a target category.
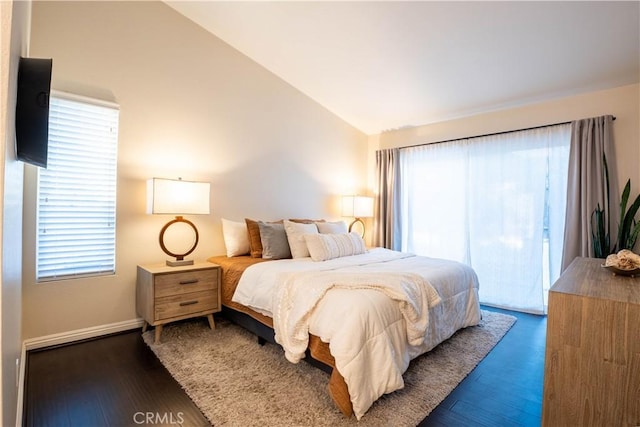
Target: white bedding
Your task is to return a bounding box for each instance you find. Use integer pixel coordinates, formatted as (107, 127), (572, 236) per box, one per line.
(232, 248), (481, 419)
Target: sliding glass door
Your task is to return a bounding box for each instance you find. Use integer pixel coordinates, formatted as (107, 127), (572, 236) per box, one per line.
(398, 124), (570, 313)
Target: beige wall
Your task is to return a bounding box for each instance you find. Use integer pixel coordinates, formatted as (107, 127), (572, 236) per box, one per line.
(1, 1), (30, 424)
(23, 1), (368, 339)
(369, 84), (640, 196)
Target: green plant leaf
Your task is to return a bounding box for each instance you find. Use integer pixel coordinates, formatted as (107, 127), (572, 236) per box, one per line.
(591, 204), (609, 258)
(628, 220), (640, 250)
(619, 179), (631, 219)
(619, 193), (640, 250)
(604, 154), (611, 238)
(591, 209), (599, 257)
(616, 179), (631, 251)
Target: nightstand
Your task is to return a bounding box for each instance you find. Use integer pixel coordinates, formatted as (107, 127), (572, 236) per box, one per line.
(136, 262), (221, 343)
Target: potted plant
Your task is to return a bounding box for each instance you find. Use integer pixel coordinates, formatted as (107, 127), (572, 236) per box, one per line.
(591, 155), (640, 258)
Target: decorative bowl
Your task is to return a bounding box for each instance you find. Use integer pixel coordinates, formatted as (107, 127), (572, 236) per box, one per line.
(602, 265), (640, 277)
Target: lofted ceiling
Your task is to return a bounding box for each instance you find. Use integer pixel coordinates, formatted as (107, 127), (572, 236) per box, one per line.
(166, 1), (640, 135)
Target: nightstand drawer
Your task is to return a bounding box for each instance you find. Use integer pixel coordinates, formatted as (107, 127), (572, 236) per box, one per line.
(137, 262), (221, 343)
(155, 291), (218, 321)
(155, 269), (217, 298)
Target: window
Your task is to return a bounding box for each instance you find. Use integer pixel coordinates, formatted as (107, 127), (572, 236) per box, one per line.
(398, 124), (570, 313)
(36, 93), (119, 281)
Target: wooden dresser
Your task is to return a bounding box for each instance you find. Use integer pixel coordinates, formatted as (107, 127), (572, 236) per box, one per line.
(136, 262), (221, 343)
(542, 257), (640, 426)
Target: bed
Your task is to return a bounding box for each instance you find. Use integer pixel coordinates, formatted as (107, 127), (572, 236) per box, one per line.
(208, 247), (481, 420)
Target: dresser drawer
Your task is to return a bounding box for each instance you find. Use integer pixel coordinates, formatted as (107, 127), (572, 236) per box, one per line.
(154, 290), (218, 321)
(154, 268), (217, 298)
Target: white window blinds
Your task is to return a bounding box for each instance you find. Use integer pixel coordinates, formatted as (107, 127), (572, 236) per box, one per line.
(37, 93), (119, 281)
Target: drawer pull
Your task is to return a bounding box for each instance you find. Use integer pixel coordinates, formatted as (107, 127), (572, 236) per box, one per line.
(179, 279), (199, 285)
(179, 300), (198, 307)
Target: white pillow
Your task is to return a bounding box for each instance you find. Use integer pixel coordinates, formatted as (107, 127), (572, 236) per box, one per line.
(283, 220), (318, 258)
(221, 218), (250, 257)
(304, 232), (367, 262)
(316, 221), (348, 234)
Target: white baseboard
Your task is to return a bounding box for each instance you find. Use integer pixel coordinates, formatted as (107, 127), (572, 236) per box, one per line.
(23, 318), (145, 351)
(16, 318), (145, 426)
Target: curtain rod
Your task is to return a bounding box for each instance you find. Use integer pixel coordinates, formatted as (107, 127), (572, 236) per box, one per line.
(399, 116), (616, 150)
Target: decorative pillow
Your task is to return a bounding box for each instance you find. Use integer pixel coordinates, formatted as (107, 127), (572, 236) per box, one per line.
(221, 218), (250, 257)
(245, 218), (283, 258)
(245, 218), (263, 258)
(316, 221), (348, 234)
(283, 220), (318, 258)
(289, 218), (325, 224)
(304, 232), (367, 262)
(258, 222), (291, 260)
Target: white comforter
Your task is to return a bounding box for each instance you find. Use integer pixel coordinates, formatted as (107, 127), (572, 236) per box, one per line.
(232, 248), (481, 419)
(273, 270), (442, 363)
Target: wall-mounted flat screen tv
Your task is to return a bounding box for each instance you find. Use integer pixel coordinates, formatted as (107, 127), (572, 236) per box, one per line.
(15, 57), (52, 168)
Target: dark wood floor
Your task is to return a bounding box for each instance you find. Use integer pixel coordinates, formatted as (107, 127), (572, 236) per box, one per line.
(24, 306), (546, 426)
(420, 307), (546, 426)
(24, 328), (210, 427)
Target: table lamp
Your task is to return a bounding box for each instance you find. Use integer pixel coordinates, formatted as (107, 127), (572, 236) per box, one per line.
(147, 177), (210, 266)
(342, 195), (374, 238)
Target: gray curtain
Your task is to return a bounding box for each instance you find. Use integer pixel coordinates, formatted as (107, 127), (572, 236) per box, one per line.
(373, 148), (401, 250)
(561, 115), (618, 271)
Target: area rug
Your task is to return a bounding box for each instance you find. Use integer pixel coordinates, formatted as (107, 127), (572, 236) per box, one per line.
(143, 310), (516, 427)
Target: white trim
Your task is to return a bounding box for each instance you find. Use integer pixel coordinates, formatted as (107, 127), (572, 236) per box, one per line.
(15, 343), (26, 427)
(23, 318), (144, 351)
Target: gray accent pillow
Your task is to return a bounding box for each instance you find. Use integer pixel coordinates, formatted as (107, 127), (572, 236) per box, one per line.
(258, 222), (292, 260)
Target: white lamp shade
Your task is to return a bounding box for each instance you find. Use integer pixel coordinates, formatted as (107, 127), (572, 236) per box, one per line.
(342, 195), (374, 218)
(147, 178), (210, 215)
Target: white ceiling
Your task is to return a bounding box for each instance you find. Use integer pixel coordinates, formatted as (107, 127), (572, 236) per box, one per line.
(166, 1), (640, 135)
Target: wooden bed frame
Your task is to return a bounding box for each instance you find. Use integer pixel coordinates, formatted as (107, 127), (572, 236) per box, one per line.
(209, 255), (354, 417)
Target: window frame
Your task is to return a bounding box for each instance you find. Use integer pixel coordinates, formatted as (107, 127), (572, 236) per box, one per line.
(35, 91), (120, 282)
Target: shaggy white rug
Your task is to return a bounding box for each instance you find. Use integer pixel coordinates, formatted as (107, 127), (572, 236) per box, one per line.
(143, 310), (516, 427)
